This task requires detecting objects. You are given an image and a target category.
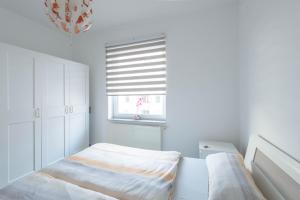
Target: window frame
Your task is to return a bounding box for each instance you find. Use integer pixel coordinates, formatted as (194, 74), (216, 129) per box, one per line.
(109, 95), (166, 122)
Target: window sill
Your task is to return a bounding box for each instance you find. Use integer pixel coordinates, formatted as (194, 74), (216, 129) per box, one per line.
(108, 118), (166, 127)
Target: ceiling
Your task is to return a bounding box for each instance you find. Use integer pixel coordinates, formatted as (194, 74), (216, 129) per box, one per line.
(0, 0), (234, 32)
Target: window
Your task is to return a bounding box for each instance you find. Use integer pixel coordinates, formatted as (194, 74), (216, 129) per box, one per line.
(106, 36), (167, 122)
(111, 95), (166, 121)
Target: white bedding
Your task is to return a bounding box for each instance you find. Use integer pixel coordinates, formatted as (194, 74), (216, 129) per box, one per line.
(0, 143), (182, 200)
(0, 146), (208, 200)
(206, 153), (265, 200)
(174, 157), (209, 200)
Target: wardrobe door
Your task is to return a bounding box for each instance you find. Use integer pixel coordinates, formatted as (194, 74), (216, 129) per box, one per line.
(0, 47), (42, 187)
(0, 45), (7, 188)
(67, 63), (89, 155)
(39, 58), (68, 167)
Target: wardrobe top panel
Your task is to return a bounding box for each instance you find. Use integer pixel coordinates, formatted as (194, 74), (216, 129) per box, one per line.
(0, 42), (88, 69)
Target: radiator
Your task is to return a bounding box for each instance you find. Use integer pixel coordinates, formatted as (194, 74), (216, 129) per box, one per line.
(106, 123), (162, 150)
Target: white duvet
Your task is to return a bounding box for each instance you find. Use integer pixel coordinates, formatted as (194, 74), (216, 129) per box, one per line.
(0, 143), (181, 200)
(206, 153), (265, 200)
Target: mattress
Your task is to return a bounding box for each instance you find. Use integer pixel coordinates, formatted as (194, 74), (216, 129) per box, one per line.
(174, 157), (209, 200)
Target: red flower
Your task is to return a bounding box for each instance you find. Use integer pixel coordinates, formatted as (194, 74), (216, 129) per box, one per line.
(136, 97), (143, 107)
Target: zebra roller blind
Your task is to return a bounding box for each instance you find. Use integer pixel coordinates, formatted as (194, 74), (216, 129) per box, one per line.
(106, 36), (167, 96)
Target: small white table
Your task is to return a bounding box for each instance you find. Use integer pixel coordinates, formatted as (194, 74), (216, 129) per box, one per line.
(199, 141), (239, 159)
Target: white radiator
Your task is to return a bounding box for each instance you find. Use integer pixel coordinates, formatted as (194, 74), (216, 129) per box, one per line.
(106, 123), (162, 150)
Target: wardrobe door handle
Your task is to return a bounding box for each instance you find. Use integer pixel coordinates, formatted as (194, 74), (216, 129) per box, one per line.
(65, 106), (69, 114)
(34, 108), (40, 118)
(70, 106), (74, 113)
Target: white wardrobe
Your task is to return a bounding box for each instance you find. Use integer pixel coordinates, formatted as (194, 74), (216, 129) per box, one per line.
(0, 43), (89, 188)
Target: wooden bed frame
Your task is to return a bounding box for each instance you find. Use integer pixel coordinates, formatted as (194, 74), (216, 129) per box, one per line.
(244, 135), (300, 200)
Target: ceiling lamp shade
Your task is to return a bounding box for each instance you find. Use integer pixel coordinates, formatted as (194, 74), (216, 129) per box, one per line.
(44, 0), (93, 34)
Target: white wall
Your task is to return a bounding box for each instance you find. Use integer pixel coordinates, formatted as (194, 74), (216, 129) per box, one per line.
(0, 7), (72, 59)
(239, 0), (300, 160)
(1, 0), (298, 160)
(72, 2), (240, 157)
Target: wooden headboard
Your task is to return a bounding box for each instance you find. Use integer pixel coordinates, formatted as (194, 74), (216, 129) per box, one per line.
(244, 135), (300, 200)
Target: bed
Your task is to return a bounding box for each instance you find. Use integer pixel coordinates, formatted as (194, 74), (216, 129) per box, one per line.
(0, 135), (299, 200)
(244, 135), (300, 200)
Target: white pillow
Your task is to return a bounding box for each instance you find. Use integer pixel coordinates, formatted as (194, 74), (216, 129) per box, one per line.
(206, 153), (266, 200)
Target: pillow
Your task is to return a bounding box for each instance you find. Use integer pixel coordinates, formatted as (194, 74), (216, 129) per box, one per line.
(206, 153), (266, 200)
